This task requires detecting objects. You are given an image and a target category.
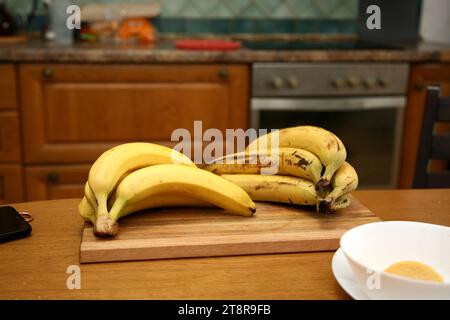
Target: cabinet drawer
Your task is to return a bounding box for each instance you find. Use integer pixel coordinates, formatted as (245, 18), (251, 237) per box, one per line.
(20, 64), (249, 163)
(25, 165), (90, 201)
(0, 64), (17, 110)
(0, 111), (21, 162)
(0, 164), (24, 204)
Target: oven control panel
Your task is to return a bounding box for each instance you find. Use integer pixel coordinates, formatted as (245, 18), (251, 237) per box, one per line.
(252, 63), (409, 97)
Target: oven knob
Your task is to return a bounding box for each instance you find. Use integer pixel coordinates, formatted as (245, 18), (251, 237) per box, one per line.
(363, 78), (377, 89)
(331, 78), (345, 89)
(377, 78), (390, 88)
(287, 76), (300, 89)
(346, 76), (361, 88)
(271, 77), (284, 89)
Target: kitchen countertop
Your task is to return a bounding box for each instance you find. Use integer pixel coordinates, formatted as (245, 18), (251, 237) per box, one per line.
(1, 39), (450, 63)
(0, 189), (449, 300)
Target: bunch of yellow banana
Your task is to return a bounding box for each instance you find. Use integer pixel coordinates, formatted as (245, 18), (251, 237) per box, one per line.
(79, 142), (256, 237)
(203, 126), (358, 213)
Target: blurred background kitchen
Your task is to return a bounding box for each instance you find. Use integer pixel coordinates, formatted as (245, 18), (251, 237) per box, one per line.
(0, 0), (449, 203)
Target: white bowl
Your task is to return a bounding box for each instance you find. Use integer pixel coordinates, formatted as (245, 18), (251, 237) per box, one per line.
(340, 221), (450, 300)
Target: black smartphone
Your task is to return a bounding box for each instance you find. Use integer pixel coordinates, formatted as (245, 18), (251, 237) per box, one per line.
(0, 206), (32, 243)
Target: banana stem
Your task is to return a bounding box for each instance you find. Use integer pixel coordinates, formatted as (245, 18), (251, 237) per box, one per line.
(96, 194), (109, 217)
(318, 200), (333, 214)
(94, 214), (119, 237)
(94, 194), (119, 237)
(315, 178), (330, 198)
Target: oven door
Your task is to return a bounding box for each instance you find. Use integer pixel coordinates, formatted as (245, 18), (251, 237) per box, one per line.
(250, 96), (406, 189)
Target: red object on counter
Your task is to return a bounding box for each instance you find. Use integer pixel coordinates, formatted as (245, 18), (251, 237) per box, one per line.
(175, 39), (241, 51)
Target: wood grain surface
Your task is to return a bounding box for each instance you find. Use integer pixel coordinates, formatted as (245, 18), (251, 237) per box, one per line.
(0, 189), (449, 299)
(80, 196), (379, 263)
(19, 64), (249, 164)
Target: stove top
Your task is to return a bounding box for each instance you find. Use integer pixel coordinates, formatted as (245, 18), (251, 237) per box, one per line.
(242, 40), (402, 50)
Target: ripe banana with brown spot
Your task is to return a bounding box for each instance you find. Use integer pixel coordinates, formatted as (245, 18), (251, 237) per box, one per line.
(88, 142), (196, 225)
(246, 126), (346, 194)
(96, 164), (256, 236)
(221, 174), (317, 207)
(319, 162), (358, 212)
(201, 148), (323, 184)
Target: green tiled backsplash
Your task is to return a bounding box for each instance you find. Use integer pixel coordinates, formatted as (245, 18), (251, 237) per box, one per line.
(6, 0), (358, 34)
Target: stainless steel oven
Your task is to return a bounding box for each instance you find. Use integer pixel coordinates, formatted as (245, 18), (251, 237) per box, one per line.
(251, 63), (409, 189)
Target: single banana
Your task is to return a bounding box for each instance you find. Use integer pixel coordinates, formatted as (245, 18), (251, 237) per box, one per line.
(79, 197), (96, 224)
(246, 126), (346, 193)
(88, 142), (196, 220)
(79, 194), (210, 225)
(201, 148), (323, 184)
(84, 182), (97, 210)
(319, 162), (358, 212)
(221, 174), (317, 207)
(96, 164), (256, 236)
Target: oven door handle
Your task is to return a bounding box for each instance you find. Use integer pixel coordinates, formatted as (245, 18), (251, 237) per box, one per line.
(251, 97), (406, 111)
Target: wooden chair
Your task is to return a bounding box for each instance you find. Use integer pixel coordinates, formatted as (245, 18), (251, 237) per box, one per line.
(413, 86), (450, 188)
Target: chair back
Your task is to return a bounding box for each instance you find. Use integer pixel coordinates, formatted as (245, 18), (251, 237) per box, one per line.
(413, 86), (450, 188)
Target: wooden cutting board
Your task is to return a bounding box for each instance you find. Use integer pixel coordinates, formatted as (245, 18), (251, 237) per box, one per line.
(80, 195), (380, 263)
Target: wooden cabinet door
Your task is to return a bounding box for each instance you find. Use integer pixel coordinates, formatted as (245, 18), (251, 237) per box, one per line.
(0, 165), (24, 204)
(399, 63), (450, 188)
(0, 64), (17, 110)
(20, 64), (249, 164)
(0, 111), (21, 162)
(25, 165), (90, 201)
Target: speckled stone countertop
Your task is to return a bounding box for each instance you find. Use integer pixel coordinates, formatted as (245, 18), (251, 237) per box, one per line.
(1, 39), (449, 63)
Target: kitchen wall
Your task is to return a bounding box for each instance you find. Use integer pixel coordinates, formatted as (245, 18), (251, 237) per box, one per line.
(6, 0), (358, 34)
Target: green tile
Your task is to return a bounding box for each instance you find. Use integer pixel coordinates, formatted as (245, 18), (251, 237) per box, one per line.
(207, 2), (234, 18)
(6, 0), (359, 34)
(162, 0), (187, 16)
(257, 0), (281, 17)
(209, 19), (230, 33)
(229, 18), (255, 33)
(178, 0), (203, 18)
(185, 19), (211, 33)
(5, 0), (360, 19)
(272, 4), (296, 18)
(240, 3), (264, 18)
(285, 0), (318, 18)
(221, 0), (251, 17)
(322, 0), (358, 19)
(153, 17), (186, 33)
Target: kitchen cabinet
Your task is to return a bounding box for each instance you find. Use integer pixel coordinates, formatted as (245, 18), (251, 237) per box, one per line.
(15, 63), (249, 201)
(0, 64), (23, 203)
(0, 165), (24, 204)
(24, 165), (90, 201)
(399, 63), (450, 188)
(0, 64), (17, 110)
(20, 64), (249, 164)
(0, 111), (21, 162)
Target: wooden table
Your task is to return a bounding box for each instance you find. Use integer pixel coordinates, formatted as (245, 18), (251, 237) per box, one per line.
(1, 189), (449, 300)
